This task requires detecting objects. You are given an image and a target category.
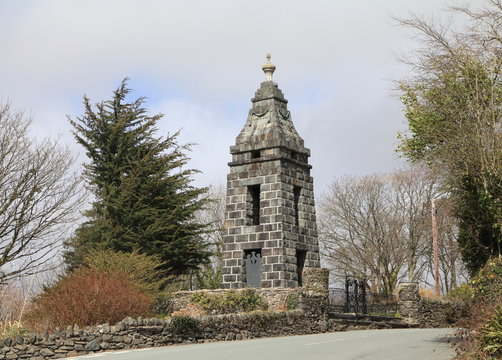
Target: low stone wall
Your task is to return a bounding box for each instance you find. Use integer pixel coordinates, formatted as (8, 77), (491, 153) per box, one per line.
(0, 310), (406, 360)
(415, 298), (466, 328)
(398, 282), (466, 328)
(169, 288), (300, 313)
(2, 278), (461, 359)
(170, 268), (329, 315)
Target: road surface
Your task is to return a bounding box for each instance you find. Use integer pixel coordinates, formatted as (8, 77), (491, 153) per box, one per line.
(68, 328), (457, 360)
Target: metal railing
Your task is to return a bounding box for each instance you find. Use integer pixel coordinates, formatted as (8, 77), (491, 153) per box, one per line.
(328, 287), (398, 315)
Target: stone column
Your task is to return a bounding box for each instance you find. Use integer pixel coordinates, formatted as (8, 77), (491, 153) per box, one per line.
(302, 267), (329, 293)
(398, 282), (420, 324)
(222, 56), (321, 289)
(299, 268), (329, 318)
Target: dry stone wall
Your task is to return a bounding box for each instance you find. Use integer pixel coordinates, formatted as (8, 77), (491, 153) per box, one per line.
(0, 310), (406, 360)
(169, 288), (300, 313)
(398, 282), (466, 328)
(0, 280), (461, 360)
(414, 298), (466, 328)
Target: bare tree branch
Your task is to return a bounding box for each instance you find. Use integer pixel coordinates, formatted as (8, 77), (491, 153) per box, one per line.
(319, 167), (465, 294)
(0, 103), (87, 285)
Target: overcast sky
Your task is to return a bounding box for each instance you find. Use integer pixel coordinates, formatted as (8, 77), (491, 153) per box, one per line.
(0, 0), (480, 197)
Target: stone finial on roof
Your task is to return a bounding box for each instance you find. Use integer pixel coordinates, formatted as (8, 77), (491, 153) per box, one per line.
(262, 53), (276, 81)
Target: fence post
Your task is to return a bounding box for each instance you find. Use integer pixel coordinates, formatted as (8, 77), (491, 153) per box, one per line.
(344, 279), (349, 313)
(360, 279), (368, 314)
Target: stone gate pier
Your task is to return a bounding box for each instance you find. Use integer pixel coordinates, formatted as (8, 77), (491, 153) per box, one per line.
(398, 282), (421, 323)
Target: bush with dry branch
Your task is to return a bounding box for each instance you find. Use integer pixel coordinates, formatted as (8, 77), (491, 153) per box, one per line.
(82, 249), (164, 293)
(0, 284), (28, 323)
(25, 267), (154, 331)
(0, 283), (31, 338)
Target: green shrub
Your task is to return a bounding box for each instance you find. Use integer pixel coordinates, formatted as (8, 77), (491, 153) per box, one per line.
(190, 289), (268, 314)
(446, 283), (474, 303)
(470, 258), (502, 301)
(169, 316), (200, 335)
(456, 258), (502, 360)
(83, 249), (165, 293)
(481, 305), (502, 357)
(190, 292), (213, 309)
(152, 293), (173, 316)
(285, 292), (300, 310)
(193, 264), (222, 290)
(0, 321), (28, 339)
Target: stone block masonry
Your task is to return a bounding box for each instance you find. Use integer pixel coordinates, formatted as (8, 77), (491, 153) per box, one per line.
(222, 56), (321, 289)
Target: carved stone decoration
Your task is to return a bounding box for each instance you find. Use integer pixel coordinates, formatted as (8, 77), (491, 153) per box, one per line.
(245, 251), (262, 288)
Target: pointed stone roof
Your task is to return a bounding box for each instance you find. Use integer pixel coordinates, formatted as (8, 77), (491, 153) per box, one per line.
(231, 55), (309, 156)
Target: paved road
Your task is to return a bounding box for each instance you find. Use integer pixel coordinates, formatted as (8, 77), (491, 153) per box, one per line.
(68, 328), (457, 360)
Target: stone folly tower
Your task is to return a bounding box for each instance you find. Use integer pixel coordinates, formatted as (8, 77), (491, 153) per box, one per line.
(222, 55), (320, 289)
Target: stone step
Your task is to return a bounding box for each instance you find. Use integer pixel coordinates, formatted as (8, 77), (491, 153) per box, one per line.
(329, 317), (419, 329)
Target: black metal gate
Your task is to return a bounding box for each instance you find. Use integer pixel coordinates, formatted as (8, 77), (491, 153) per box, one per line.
(344, 278), (367, 313)
(328, 278), (398, 315)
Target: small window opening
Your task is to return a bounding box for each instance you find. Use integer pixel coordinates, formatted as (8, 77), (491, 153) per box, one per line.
(248, 185), (260, 225)
(296, 250), (307, 287)
(251, 150), (261, 159)
(293, 186), (301, 226)
(291, 151), (299, 160)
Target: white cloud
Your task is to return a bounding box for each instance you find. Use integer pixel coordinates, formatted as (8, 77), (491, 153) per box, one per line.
(0, 0), (482, 194)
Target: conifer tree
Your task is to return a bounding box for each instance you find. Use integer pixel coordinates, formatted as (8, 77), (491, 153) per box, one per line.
(65, 79), (210, 277)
